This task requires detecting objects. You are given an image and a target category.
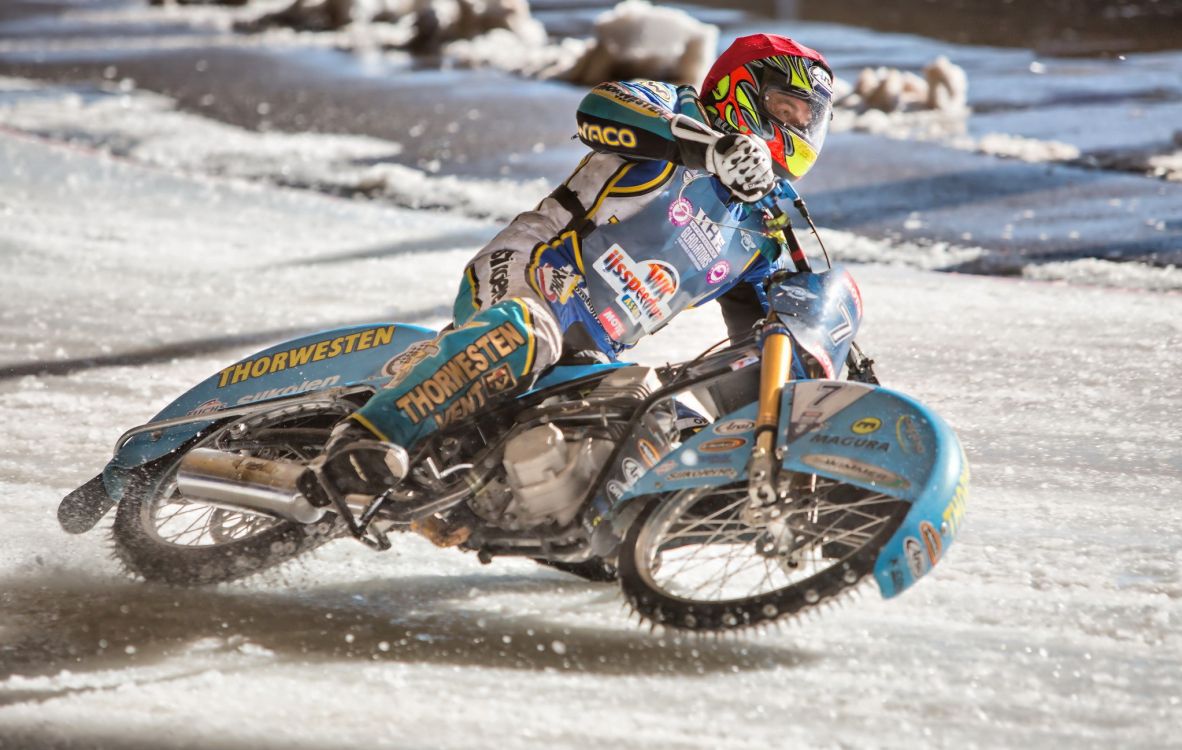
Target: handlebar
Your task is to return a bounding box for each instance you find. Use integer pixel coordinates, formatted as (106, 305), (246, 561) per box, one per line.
(754, 179), (800, 213)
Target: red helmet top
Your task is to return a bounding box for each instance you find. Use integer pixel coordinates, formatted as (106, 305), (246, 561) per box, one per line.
(701, 34), (835, 181)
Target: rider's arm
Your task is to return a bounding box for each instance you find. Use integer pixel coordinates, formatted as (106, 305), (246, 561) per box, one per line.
(715, 254), (790, 344)
(717, 283), (765, 344)
(575, 81), (713, 168)
(576, 80), (775, 202)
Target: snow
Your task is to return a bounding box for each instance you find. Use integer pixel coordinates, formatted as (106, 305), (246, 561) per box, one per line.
(1, 6), (1181, 747)
(0, 76), (550, 221)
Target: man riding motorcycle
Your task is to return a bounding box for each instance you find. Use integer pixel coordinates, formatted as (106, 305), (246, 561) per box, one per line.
(325, 34), (837, 506)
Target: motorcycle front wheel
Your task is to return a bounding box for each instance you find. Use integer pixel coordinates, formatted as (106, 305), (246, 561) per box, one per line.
(617, 479), (909, 633)
(111, 401), (350, 586)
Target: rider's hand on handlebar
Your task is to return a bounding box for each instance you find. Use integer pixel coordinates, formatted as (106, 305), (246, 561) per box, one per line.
(705, 134), (776, 204)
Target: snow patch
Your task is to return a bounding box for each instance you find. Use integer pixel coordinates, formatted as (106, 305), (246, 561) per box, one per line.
(966, 132), (1082, 162)
(446, 0), (718, 86)
(843, 56), (968, 115)
(0, 80), (547, 221)
(1021, 258), (1182, 291)
(817, 228), (1181, 291)
(821, 228), (986, 271)
(560, 0), (717, 86)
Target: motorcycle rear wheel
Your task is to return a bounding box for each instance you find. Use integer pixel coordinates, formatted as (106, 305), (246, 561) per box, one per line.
(111, 401), (348, 586)
(618, 479), (908, 633)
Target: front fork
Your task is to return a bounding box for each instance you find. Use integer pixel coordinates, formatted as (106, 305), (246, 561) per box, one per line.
(745, 320), (793, 517)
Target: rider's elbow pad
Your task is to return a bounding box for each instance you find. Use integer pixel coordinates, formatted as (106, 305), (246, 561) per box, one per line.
(575, 83), (680, 162)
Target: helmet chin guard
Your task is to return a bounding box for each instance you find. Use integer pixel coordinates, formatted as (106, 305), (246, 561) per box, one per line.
(701, 34), (834, 181)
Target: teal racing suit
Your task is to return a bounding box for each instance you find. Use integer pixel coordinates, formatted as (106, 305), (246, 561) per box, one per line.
(348, 79), (789, 448)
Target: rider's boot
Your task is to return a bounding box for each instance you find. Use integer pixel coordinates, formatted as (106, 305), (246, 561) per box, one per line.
(319, 421), (410, 497)
(320, 424), (472, 547)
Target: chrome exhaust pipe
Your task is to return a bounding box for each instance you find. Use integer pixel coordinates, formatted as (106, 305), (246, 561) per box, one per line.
(176, 448), (328, 524)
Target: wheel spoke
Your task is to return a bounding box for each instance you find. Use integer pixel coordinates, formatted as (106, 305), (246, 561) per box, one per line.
(630, 479), (906, 613)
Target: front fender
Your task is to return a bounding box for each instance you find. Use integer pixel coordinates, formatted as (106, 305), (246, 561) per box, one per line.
(617, 380), (969, 599)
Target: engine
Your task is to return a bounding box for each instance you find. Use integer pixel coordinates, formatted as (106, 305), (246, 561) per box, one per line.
(468, 366), (664, 531)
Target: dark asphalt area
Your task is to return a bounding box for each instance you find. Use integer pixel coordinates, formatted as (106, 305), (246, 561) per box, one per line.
(2, 0), (1179, 266)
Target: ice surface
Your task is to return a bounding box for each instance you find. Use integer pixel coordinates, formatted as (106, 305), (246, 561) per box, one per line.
(0, 76), (550, 221)
(1, 73), (1180, 749)
(2, 6), (1182, 745)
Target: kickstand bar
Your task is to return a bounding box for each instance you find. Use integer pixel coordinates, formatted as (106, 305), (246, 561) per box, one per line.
(312, 467), (392, 551)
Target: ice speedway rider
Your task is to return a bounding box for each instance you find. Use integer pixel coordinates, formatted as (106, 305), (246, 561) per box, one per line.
(324, 34), (838, 524)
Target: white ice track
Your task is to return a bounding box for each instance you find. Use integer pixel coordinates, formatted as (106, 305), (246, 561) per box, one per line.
(1, 80), (1180, 749)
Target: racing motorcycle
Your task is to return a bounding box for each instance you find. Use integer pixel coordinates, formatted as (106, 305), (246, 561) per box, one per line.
(60, 183), (969, 634)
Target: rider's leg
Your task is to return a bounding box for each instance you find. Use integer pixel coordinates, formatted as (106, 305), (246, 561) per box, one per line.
(346, 294), (562, 447)
(323, 247), (563, 495)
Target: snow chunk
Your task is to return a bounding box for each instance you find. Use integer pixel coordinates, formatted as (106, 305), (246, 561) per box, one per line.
(845, 56), (968, 115)
(447, 1), (718, 87)
(560, 1), (718, 86)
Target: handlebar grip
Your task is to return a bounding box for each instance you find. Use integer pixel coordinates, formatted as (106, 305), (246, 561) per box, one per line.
(754, 179), (800, 212)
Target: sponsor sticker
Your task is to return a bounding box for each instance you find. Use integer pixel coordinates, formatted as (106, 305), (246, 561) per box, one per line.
(896, 415), (926, 455)
(666, 467), (738, 481)
(851, 417), (882, 435)
(904, 537), (928, 578)
(808, 433), (890, 453)
(636, 80), (675, 104)
(739, 231), (758, 251)
(942, 459), (970, 537)
(699, 437), (747, 453)
(919, 520), (943, 565)
(579, 123), (638, 149)
(800, 454), (910, 489)
(594, 244), (679, 333)
(675, 415), (710, 431)
(394, 321), (525, 428)
(217, 325), (396, 388)
(486, 249), (515, 305)
(621, 457), (645, 485)
(535, 263), (580, 305)
(779, 285), (818, 302)
(606, 480), (628, 500)
(675, 208), (725, 270)
(187, 399), (226, 416)
(730, 355), (760, 371)
(597, 308), (625, 339)
(383, 340), (440, 388)
(714, 418), (755, 435)
(667, 197), (694, 226)
(706, 259), (731, 285)
(654, 460), (678, 475)
(236, 375), (342, 406)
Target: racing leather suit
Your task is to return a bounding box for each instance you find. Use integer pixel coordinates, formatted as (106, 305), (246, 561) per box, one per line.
(348, 80), (787, 447)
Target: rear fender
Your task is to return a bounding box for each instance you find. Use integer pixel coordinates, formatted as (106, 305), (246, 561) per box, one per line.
(618, 380), (969, 599)
(102, 322), (437, 492)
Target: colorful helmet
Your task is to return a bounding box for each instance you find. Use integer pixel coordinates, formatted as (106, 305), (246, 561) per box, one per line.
(701, 34), (835, 181)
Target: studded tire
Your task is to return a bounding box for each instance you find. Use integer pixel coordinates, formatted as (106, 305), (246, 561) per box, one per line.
(617, 480), (909, 633)
(111, 402), (347, 586)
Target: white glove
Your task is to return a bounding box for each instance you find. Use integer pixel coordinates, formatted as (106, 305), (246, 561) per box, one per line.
(704, 134), (776, 203)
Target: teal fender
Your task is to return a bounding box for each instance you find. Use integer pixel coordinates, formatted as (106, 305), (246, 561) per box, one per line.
(620, 380), (969, 599)
(102, 323), (438, 498)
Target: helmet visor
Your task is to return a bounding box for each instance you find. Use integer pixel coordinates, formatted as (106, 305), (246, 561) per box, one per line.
(762, 87), (832, 152)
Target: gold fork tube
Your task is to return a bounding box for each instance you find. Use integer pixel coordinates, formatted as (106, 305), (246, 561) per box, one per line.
(746, 326), (794, 509)
(755, 328), (794, 445)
